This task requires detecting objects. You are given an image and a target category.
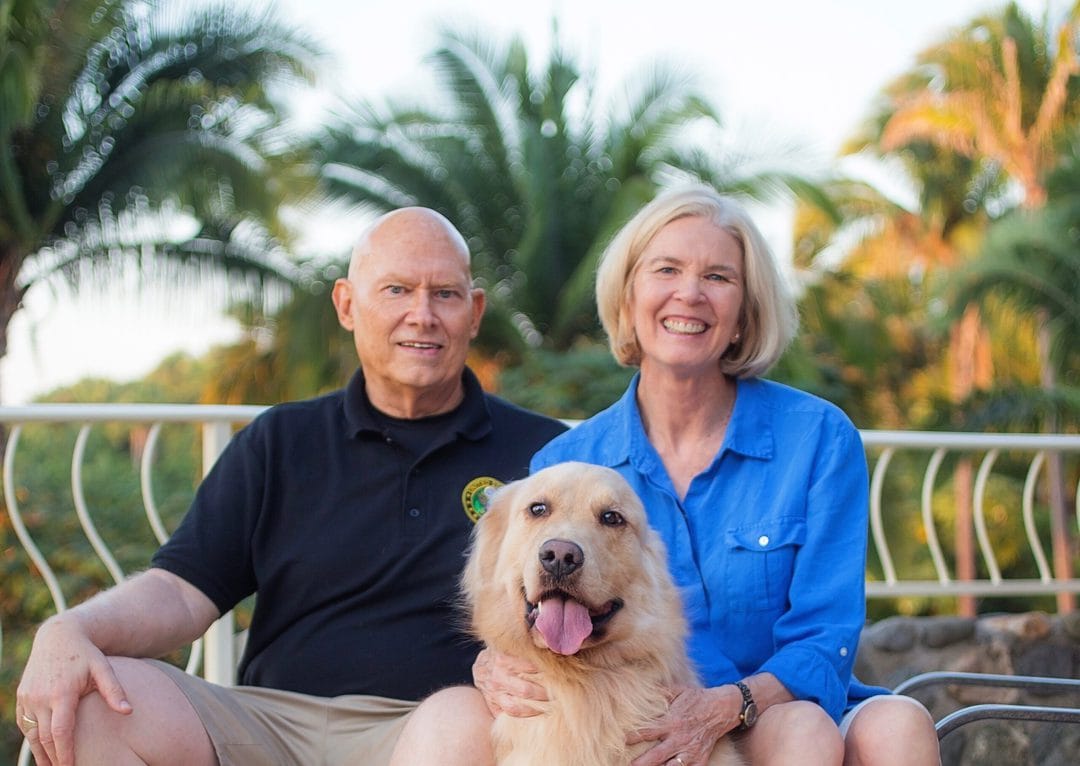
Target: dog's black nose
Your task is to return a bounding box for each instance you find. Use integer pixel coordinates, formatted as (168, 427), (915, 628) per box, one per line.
(539, 538), (584, 579)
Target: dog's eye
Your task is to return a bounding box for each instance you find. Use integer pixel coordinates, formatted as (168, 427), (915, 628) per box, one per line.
(529, 502), (548, 517)
(599, 509), (625, 526)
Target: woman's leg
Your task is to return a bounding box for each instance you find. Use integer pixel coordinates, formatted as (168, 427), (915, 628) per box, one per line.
(740, 699), (844, 765)
(841, 695), (940, 766)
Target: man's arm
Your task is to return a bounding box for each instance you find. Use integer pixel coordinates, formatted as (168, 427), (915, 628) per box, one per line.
(16, 568), (219, 765)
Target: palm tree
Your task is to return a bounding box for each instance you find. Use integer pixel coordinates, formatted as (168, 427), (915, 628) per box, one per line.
(823, 1), (1080, 613)
(950, 144), (1080, 611)
(318, 26), (806, 354)
(0, 0), (322, 401)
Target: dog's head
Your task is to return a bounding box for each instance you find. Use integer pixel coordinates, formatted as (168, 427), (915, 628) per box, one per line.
(462, 461), (686, 663)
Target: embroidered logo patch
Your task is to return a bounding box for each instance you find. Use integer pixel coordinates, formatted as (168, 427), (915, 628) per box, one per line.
(462, 476), (503, 523)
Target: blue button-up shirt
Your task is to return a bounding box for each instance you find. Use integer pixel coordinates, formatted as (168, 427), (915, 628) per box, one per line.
(531, 374), (887, 721)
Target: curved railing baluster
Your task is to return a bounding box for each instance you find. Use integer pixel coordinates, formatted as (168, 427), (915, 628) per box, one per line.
(870, 447), (897, 585)
(921, 449), (951, 584)
(1022, 452), (1052, 583)
(973, 449), (1002, 584)
(72, 425), (125, 584)
(140, 422), (169, 545)
(138, 421), (206, 674)
(4, 425), (67, 612)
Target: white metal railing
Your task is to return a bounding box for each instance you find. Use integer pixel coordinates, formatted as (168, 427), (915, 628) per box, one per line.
(2, 405), (1079, 688)
(861, 431), (1080, 599)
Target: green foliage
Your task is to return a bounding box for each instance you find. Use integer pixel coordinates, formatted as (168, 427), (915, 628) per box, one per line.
(201, 274), (357, 404)
(496, 341), (635, 419)
(318, 25), (811, 355)
(0, 0), (323, 383)
(0, 354), (216, 762)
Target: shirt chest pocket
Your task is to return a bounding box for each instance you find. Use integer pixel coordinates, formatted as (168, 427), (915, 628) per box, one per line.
(722, 519), (806, 612)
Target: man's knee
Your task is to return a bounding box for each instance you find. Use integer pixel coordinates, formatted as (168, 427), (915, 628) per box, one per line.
(75, 658), (215, 766)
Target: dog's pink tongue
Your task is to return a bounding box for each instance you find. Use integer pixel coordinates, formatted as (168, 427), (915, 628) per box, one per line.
(535, 596), (592, 655)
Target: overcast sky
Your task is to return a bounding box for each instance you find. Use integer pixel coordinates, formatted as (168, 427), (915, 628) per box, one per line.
(1, 0), (1062, 404)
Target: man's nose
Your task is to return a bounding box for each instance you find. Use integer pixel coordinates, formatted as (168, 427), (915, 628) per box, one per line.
(406, 291), (437, 323)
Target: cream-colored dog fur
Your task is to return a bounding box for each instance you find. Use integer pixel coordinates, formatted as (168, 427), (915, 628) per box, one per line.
(462, 461), (741, 766)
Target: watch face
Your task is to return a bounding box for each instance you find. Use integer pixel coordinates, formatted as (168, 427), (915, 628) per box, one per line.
(743, 701), (759, 727)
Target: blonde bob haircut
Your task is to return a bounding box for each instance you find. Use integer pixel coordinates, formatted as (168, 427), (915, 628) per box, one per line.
(596, 184), (798, 378)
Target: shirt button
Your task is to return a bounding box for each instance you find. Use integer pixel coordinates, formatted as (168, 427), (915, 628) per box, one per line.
(758, 535), (770, 547)
(840, 646), (849, 657)
(408, 508), (421, 518)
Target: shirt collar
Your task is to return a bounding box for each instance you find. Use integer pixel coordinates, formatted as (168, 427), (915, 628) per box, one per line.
(725, 378), (774, 460)
(609, 373), (775, 466)
(343, 366), (491, 441)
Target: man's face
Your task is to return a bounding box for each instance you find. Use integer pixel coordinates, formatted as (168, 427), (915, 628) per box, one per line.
(332, 210), (485, 416)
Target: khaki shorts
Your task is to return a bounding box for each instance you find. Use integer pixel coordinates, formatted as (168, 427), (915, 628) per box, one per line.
(149, 660), (417, 766)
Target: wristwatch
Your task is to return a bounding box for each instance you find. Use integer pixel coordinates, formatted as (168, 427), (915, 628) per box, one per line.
(734, 681), (758, 730)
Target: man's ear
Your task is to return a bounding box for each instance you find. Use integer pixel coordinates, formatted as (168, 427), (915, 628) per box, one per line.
(470, 287), (486, 339)
(331, 279), (356, 330)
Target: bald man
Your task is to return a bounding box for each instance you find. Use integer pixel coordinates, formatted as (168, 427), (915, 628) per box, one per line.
(16, 208), (566, 766)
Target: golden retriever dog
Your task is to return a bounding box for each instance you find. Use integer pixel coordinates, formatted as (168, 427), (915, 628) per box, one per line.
(462, 461), (742, 766)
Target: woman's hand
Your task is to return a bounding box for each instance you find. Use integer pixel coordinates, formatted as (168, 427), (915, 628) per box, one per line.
(628, 686), (741, 766)
(471, 647), (549, 718)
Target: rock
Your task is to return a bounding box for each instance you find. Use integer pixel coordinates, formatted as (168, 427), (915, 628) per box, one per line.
(1012, 644), (1076, 697)
(959, 720), (1030, 765)
(865, 616), (918, 652)
(979, 612), (1052, 641)
(1060, 610), (1080, 641)
(946, 642), (1019, 704)
(858, 611), (1080, 764)
(921, 616), (976, 648)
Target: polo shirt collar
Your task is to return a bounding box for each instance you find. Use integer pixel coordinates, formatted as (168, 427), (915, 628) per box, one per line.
(342, 366), (492, 440)
(611, 373), (775, 468)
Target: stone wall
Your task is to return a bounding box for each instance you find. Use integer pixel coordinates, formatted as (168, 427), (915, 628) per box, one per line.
(855, 611), (1080, 766)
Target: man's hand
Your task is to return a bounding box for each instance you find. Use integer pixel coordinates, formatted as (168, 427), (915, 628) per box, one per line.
(16, 615), (132, 766)
(471, 647), (549, 718)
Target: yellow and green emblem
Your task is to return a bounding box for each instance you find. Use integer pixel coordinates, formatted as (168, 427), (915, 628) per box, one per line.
(461, 476), (503, 523)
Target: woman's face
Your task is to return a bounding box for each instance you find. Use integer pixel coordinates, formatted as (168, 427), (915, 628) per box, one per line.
(629, 215), (744, 377)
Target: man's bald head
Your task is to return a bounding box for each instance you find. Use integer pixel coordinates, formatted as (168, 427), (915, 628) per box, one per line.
(331, 205), (485, 418)
(349, 207), (471, 282)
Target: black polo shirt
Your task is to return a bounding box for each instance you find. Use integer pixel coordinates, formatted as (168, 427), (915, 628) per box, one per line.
(152, 367), (567, 700)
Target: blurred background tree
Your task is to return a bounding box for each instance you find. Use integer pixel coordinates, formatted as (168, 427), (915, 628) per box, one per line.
(793, 0), (1080, 615)
(0, 0), (323, 403)
(203, 24), (830, 403)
